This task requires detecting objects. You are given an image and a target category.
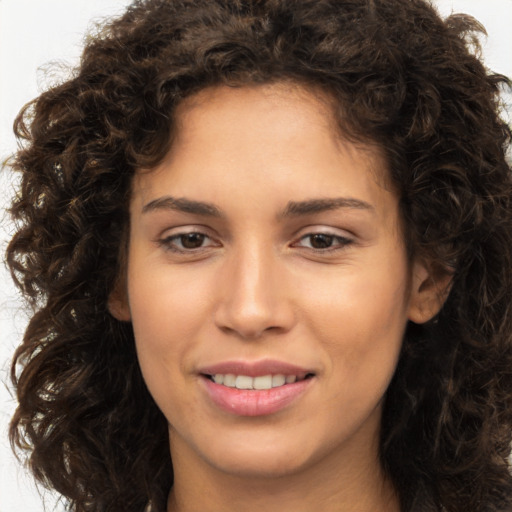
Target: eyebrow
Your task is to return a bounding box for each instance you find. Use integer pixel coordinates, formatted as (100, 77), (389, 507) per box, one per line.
(141, 195), (374, 218)
(280, 197), (375, 217)
(142, 196), (222, 217)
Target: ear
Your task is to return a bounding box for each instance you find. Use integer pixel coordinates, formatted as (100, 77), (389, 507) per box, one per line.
(407, 259), (452, 324)
(108, 279), (131, 322)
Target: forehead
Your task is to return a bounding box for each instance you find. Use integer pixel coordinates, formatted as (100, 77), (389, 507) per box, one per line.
(132, 83), (395, 216)
(173, 82), (380, 161)
(176, 82), (337, 134)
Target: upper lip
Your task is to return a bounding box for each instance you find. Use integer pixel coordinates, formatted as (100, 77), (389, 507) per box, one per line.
(198, 359), (315, 378)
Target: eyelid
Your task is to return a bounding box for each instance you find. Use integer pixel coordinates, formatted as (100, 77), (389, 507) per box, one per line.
(157, 225), (221, 252)
(291, 226), (355, 251)
(155, 225), (354, 253)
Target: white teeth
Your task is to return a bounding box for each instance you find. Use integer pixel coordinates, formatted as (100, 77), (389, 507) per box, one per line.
(253, 375), (272, 390)
(235, 375), (254, 389)
(210, 372), (305, 390)
(223, 374), (236, 387)
(272, 374), (286, 387)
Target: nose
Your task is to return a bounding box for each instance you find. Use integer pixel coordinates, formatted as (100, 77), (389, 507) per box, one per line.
(213, 242), (295, 340)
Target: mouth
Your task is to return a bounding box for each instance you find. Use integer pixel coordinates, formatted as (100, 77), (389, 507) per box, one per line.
(198, 360), (316, 415)
(202, 372), (315, 390)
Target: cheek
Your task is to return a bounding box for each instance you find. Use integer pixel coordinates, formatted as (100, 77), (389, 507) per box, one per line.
(126, 262), (212, 399)
(128, 260), (211, 340)
(302, 258), (410, 389)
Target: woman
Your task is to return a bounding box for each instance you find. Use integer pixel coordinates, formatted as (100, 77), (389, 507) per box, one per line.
(5, 0), (512, 511)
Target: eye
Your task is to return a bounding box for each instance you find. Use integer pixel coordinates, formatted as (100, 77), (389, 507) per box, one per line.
(294, 232), (353, 251)
(159, 231), (218, 252)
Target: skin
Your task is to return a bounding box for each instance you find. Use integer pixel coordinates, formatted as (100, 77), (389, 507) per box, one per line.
(110, 83), (445, 511)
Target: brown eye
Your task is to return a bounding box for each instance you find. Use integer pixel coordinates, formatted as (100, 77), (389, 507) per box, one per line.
(309, 234), (334, 249)
(159, 231), (217, 253)
(180, 233), (206, 249)
(293, 231), (353, 252)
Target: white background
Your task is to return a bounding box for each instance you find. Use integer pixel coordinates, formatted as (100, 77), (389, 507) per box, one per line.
(1, 1), (511, 511)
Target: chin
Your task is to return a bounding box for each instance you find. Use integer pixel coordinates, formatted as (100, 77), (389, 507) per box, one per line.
(188, 431), (325, 480)
(207, 452), (311, 480)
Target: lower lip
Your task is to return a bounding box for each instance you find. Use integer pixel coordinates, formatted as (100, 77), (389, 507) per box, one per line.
(201, 377), (314, 416)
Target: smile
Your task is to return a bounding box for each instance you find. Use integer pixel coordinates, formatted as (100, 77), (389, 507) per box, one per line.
(207, 373), (312, 390)
(199, 362), (316, 416)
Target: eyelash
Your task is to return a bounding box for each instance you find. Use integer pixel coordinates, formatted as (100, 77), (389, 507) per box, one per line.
(158, 231), (218, 253)
(158, 230), (353, 254)
(292, 232), (354, 252)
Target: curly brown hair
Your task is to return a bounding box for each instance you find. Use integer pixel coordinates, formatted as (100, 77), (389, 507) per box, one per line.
(5, 0), (512, 511)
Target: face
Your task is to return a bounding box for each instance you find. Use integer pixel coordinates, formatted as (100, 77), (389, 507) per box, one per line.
(112, 83), (435, 481)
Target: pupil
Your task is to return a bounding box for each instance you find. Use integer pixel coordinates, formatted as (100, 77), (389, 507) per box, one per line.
(181, 233), (205, 249)
(310, 234), (333, 249)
